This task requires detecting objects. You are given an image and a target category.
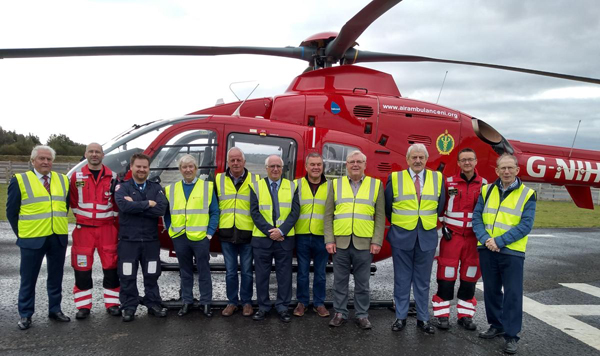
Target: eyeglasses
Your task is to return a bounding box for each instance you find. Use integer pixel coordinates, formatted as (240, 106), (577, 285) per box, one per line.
(347, 160), (365, 165)
(267, 165), (283, 169)
(459, 158), (476, 163)
(498, 166), (517, 171)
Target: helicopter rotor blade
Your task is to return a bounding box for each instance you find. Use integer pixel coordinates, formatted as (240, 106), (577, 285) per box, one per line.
(346, 49), (600, 85)
(325, 0), (402, 63)
(0, 45), (313, 61)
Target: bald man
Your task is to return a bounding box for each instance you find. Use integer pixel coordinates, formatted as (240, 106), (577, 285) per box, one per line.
(69, 143), (121, 319)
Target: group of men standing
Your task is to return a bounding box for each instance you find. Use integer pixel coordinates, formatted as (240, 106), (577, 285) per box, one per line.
(7, 142), (535, 354)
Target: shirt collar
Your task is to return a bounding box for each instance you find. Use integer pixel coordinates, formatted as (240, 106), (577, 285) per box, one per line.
(182, 177), (198, 185)
(33, 168), (47, 179)
(408, 168), (424, 180)
(268, 178), (281, 188)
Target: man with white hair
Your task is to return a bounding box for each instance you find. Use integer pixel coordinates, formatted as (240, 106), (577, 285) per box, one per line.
(385, 144), (445, 334)
(164, 154), (220, 318)
(249, 154), (300, 323)
(324, 150), (385, 330)
(7, 145), (71, 330)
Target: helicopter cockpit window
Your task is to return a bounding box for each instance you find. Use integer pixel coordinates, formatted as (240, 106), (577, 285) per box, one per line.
(323, 143), (359, 179)
(148, 130), (218, 185)
(227, 133), (297, 180)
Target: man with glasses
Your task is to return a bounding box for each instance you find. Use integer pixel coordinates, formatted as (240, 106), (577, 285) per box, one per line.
(432, 148), (486, 331)
(249, 155), (300, 323)
(324, 150), (385, 329)
(385, 144), (445, 334)
(472, 153), (536, 355)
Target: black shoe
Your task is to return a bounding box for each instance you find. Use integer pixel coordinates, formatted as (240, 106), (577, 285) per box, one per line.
(479, 326), (505, 339)
(252, 310), (268, 321)
(200, 304), (213, 318)
(148, 305), (167, 318)
(503, 338), (518, 354)
(75, 308), (90, 320)
(122, 309), (135, 322)
(106, 306), (121, 317)
(17, 317), (32, 330)
(178, 303), (192, 317)
(434, 316), (450, 330)
(391, 318), (406, 332)
(417, 320), (435, 334)
(48, 312), (71, 322)
(278, 310), (291, 323)
(458, 317), (477, 331)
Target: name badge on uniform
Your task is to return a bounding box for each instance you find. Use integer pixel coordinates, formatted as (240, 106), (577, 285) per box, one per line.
(448, 187), (459, 196)
(76, 181), (85, 187)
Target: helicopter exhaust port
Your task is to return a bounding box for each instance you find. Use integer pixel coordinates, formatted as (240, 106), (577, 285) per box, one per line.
(472, 118), (514, 156)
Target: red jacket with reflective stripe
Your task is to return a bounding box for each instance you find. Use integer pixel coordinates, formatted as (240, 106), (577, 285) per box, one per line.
(69, 165), (118, 226)
(442, 171), (486, 236)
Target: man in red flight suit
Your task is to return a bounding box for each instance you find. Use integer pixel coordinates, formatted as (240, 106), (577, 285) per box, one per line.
(69, 143), (120, 319)
(432, 148), (486, 331)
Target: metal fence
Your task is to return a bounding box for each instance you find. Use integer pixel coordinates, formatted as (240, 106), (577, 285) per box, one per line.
(0, 161), (76, 183)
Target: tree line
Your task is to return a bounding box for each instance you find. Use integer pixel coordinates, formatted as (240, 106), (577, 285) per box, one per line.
(0, 126), (85, 157)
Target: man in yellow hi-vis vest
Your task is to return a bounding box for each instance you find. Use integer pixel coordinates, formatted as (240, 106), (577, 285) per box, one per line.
(164, 154), (220, 318)
(7, 145), (71, 330)
(216, 147), (259, 318)
(249, 154), (299, 323)
(293, 152), (330, 318)
(472, 153), (536, 355)
(324, 150), (385, 330)
(385, 143), (445, 335)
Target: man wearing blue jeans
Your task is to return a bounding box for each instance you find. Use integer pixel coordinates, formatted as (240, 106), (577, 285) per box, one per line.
(215, 147), (260, 317)
(293, 153), (330, 318)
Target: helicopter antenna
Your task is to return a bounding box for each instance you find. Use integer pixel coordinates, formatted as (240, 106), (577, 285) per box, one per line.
(229, 80), (258, 101)
(568, 120), (582, 158)
(436, 71), (448, 104)
(233, 83), (260, 117)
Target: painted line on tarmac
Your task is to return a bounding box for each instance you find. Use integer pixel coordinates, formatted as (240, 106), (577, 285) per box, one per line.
(560, 283), (600, 299)
(529, 234), (555, 237)
(477, 282), (600, 351)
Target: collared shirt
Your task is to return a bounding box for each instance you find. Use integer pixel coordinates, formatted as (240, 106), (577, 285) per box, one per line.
(33, 168), (49, 185)
(268, 178), (281, 192)
(228, 171), (244, 186)
(499, 178), (519, 195)
(347, 175), (365, 196)
(408, 168), (424, 195)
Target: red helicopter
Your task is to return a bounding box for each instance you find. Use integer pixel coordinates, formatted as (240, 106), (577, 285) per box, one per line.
(2, 0), (599, 263)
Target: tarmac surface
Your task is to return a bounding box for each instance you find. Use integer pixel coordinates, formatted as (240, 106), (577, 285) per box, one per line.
(0, 222), (599, 355)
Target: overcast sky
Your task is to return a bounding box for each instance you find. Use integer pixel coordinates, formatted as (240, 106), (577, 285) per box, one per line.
(1, 0), (599, 151)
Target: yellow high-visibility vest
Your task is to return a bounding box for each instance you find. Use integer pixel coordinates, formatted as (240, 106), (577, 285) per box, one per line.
(215, 172), (259, 231)
(250, 179), (296, 237)
(294, 177), (328, 235)
(332, 176), (380, 238)
(165, 180), (213, 241)
(479, 183), (535, 252)
(15, 171), (69, 238)
(390, 169), (442, 230)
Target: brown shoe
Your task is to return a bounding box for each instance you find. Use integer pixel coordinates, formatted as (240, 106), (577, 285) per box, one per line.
(222, 304), (238, 317)
(293, 303), (306, 317)
(329, 312), (347, 327)
(313, 305), (330, 317)
(242, 304), (254, 317)
(356, 317), (372, 330)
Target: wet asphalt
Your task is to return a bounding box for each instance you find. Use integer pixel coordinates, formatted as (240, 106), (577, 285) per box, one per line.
(0, 222), (599, 355)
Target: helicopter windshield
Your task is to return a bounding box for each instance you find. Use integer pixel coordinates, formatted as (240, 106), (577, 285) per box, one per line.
(67, 116), (208, 178)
